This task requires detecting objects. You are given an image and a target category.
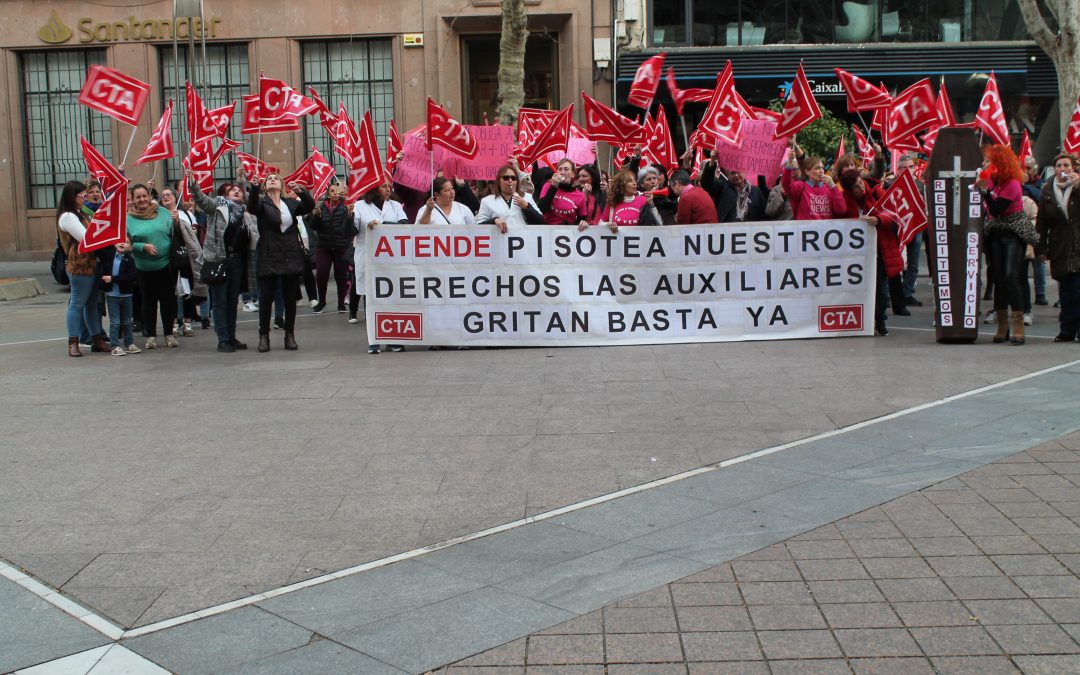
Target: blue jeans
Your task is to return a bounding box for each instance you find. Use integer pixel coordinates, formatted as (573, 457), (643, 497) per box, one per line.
(106, 295), (134, 347)
(210, 255), (243, 343)
(902, 232), (922, 298)
(66, 274), (103, 341)
(1034, 258), (1047, 298)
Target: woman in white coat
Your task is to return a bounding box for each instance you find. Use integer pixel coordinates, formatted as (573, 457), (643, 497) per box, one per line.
(476, 164), (545, 232)
(353, 180), (409, 353)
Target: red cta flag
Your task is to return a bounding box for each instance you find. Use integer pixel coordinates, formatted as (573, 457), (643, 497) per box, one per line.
(134, 100), (174, 166)
(258, 76), (317, 124)
(642, 105), (678, 171)
(307, 86), (338, 133)
(517, 108), (559, 144)
(241, 95), (301, 134)
(517, 104), (574, 169)
(835, 69), (891, 112)
(80, 137), (126, 195)
(185, 83), (230, 146)
(1063, 94), (1080, 155)
(875, 168), (928, 249)
(184, 141), (217, 193)
(937, 81), (957, 127)
(773, 63), (822, 140)
(78, 64), (150, 127)
(1017, 130), (1034, 168)
(582, 92), (646, 146)
(854, 127), (875, 169)
(627, 53), (666, 109)
(285, 147), (336, 199)
(664, 67), (712, 117)
(386, 119), (403, 174)
(885, 79), (938, 147)
(834, 135), (847, 170)
(701, 61), (743, 146)
(975, 72), (1010, 146)
(751, 107), (783, 123)
(426, 98), (479, 159)
(333, 103), (362, 166)
(347, 111), (386, 200)
(78, 183), (129, 254)
(235, 152), (279, 181)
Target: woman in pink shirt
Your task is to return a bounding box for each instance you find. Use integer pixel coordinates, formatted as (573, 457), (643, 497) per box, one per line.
(781, 149), (846, 220)
(537, 158), (590, 226)
(978, 144), (1035, 344)
(597, 170), (659, 232)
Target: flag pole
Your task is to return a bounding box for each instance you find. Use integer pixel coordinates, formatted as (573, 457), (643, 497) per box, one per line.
(679, 115), (690, 149)
(120, 125), (138, 166)
(855, 111), (874, 141)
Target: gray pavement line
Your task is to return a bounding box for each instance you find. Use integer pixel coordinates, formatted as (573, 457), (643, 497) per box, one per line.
(115, 354), (1080, 641)
(0, 311), (330, 347)
(0, 559), (124, 640)
(891, 325), (1058, 340)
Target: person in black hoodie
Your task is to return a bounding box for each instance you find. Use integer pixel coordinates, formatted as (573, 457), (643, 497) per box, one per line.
(98, 240), (140, 355)
(700, 160), (766, 223)
(247, 173), (315, 353)
(308, 182), (357, 313)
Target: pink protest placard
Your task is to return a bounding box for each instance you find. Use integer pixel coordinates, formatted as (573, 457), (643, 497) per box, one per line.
(539, 138), (598, 169)
(394, 125), (517, 191)
(713, 119), (788, 186)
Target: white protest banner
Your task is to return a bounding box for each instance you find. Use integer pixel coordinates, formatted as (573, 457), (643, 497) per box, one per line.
(366, 221), (876, 347)
(395, 125), (516, 190)
(712, 119), (788, 186)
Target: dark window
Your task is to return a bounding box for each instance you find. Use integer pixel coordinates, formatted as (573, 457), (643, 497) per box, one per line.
(302, 39), (394, 177)
(159, 43), (250, 189)
(21, 49), (109, 209)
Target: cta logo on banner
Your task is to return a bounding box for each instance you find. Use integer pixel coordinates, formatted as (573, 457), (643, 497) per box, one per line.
(366, 222), (877, 347)
(374, 313), (424, 341)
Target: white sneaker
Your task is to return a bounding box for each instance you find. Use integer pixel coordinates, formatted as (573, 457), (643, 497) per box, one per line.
(984, 311), (997, 325)
(111, 346), (126, 356)
(242, 302), (258, 313)
(1023, 312), (1033, 326)
(145, 337), (157, 349)
(309, 299), (319, 308)
(126, 344), (142, 354)
(165, 335), (180, 348)
(182, 322), (194, 336)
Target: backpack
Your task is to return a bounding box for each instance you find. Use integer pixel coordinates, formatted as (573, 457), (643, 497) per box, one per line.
(50, 235), (69, 286)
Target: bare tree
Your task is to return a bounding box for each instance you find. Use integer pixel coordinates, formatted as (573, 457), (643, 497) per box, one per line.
(1016, 0), (1079, 139)
(496, 0), (528, 126)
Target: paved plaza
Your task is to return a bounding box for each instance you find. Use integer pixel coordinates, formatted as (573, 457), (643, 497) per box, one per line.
(1, 261), (1079, 673)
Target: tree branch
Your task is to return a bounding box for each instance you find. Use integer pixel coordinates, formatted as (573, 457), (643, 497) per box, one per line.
(1016, 0), (1058, 55)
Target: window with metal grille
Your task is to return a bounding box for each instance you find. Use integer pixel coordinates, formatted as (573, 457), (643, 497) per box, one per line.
(302, 39), (394, 177)
(21, 49), (110, 210)
(159, 43), (249, 190)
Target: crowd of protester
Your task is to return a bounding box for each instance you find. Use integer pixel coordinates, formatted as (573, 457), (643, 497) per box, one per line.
(55, 138), (1080, 356)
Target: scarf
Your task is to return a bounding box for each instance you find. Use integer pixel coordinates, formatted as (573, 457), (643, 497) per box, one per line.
(1054, 178), (1074, 215)
(129, 202), (159, 220)
(214, 196), (247, 225)
(735, 183), (751, 221)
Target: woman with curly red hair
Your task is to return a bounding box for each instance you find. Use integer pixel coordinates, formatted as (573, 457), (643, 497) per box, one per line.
(977, 144), (1037, 345)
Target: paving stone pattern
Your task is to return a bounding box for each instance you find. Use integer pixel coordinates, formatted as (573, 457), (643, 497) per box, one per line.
(436, 431), (1080, 673)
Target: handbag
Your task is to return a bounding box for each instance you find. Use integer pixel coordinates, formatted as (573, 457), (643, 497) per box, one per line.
(200, 258), (228, 285)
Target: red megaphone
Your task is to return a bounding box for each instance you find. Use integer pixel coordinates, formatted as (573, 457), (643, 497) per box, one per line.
(650, 187), (671, 198)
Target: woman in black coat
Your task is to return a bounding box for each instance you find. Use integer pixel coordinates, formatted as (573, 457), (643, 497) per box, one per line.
(247, 172), (315, 352)
(309, 183), (357, 313)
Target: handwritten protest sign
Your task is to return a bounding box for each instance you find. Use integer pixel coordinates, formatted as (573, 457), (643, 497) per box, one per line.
(395, 125), (516, 190)
(713, 119), (787, 186)
(540, 138), (597, 169)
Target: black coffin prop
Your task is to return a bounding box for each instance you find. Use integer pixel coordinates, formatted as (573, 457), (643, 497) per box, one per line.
(924, 128), (985, 343)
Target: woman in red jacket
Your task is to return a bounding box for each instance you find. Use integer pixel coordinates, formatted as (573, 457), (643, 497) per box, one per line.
(839, 169), (906, 336)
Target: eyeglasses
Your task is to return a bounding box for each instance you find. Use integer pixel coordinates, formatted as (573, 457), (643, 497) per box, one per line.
(500, 175), (517, 181)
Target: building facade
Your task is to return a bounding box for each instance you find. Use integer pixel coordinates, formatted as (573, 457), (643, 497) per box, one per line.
(615, 0), (1061, 163)
(0, 0), (614, 260)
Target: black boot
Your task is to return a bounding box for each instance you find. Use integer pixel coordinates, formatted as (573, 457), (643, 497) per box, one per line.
(284, 333), (298, 350)
(257, 334), (270, 352)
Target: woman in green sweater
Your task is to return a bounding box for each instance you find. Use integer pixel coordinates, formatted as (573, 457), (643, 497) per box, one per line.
(127, 183), (180, 349)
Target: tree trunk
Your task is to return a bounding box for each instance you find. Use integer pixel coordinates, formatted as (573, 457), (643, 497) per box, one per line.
(497, 0), (528, 126)
(1016, 0), (1080, 140)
